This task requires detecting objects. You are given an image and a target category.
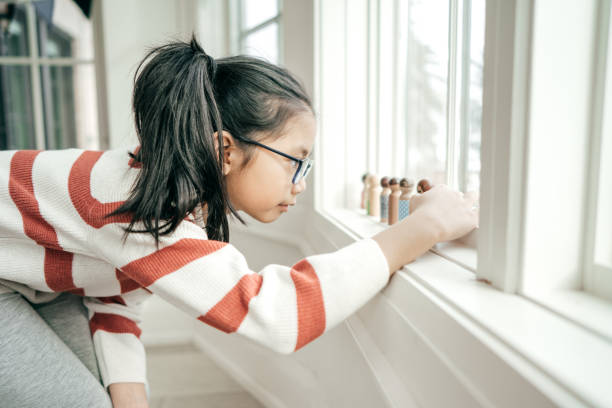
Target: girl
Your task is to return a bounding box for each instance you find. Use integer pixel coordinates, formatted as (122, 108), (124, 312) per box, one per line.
(0, 37), (478, 407)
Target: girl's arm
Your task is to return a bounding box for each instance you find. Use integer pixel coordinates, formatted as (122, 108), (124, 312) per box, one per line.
(109, 383), (148, 408)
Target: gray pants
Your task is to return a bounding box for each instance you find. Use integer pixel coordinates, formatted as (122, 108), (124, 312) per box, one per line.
(0, 292), (112, 408)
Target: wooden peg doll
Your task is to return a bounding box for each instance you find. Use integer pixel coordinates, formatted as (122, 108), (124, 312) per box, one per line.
(379, 177), (391, 223)
(398, 178), (414, 221)
(367, 174), (381, 217)
(417, 178), (432, 194)
(360, 172), (369, 210)
(388, 178), (400, 225)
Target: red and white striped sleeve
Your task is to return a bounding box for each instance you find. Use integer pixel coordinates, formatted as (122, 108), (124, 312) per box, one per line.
(91, 220), (391, 354)
(83, 290), (149, 388)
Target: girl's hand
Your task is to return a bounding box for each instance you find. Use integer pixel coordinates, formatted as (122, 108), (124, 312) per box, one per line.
(373, 184), (479, 276)
(408, 184), (479, 242)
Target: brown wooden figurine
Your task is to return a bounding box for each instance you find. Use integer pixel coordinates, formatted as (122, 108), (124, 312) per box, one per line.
(398, 178), (414, 221)
(367, 174), (381, 217)
(417, 178), (432, 194)
(360, 172), (369, 210)
(388, 178), (400, 225)
(379, 177), (390, 223)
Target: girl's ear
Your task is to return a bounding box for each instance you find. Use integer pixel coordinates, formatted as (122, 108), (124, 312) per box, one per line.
(213, 131), (239, 176)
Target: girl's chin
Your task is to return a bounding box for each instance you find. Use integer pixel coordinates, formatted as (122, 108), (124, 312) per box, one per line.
(245, 209), (282, 223)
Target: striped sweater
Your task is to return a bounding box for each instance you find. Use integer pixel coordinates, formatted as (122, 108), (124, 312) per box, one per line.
(0, 147), (390, 387)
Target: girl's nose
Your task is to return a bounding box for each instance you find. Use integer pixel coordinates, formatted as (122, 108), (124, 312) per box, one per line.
(292, 178), (307, 194)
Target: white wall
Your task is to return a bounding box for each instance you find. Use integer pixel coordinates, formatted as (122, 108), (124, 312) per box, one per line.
(98, 0), (228, 149)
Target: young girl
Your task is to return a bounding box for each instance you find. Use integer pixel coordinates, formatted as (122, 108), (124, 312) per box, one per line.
(0, 37), (478, 407)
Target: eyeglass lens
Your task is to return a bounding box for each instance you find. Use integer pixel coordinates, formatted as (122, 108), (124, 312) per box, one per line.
(293, 159), (313, 184)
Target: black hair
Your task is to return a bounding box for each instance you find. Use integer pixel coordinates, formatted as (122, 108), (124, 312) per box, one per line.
(109, 35), (313, 244)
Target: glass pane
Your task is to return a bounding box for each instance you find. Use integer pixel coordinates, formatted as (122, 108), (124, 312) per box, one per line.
(37, 17), (72, 58)
(243, 23), (279, 64)
(0, 65), (36, 150)
(1, 4), (30, 57)
(37, 0), (94, 60)
(466, 0), (485, 193)
(242, 0), (278, 31)
(38, 0), (94, 59)
(40, 64), (99, 149)
(402, 0), (449, 185)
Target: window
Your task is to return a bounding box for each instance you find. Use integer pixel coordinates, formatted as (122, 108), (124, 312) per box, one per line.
(316, 0), (485, 210)
(313, 1), (611, 403)
(231, 0), (282, 64)
(315, 0), (484, 268)
(317, 0), (612, 334)
(0, 0), (99, 150)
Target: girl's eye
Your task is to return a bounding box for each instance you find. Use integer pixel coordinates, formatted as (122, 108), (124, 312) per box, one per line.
(289, 160), (299, 168)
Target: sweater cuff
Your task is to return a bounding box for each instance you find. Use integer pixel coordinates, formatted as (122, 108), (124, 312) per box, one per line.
(92, 331), (147, 388)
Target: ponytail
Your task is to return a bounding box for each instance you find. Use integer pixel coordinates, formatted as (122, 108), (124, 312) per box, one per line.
(110, 35), (312, 245)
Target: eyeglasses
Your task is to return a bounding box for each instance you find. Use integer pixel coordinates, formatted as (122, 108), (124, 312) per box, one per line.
(233, 136), (313, 184)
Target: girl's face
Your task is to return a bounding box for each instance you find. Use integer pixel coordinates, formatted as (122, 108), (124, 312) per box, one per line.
(223, 112), (316, 223)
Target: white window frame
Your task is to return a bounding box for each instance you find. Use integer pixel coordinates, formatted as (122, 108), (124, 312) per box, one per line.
(312, 0), (612, 405)
(229, 0), (283, 64)
(583, 0), (612, 302)
(0, 0), (104, 149)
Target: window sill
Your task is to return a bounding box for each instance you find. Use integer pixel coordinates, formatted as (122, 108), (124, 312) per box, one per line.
(312, 207), (612, 407)
(323, 207), (478, 271)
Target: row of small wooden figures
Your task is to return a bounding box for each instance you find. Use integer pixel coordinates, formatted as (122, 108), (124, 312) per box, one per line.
(361, 174), (432, 225)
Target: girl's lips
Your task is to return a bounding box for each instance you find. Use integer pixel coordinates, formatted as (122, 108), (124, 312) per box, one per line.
(278, 204), (289, 212)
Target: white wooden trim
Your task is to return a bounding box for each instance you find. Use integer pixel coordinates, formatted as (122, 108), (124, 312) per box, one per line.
(477, 0), (533, 292)
(277, 0), (284, 64)
(522, 287), (612, 343)
(591, 264), (612, 302)
(90, 0), (109, 150)
(583, 0), (612, 299)
(367, 0), (379, 174)
(24, 2), (46, 149)
(457, 0), (473, 192)
(345, 315), (420, 408)
(0, 57), (95, 65)
(520, 0), (597, 293)
(446, 0), (459, 187)
(390, 262), (602, 407)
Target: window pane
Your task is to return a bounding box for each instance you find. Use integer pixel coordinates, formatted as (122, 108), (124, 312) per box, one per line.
(40, 65), (76, 148)
(38, 0), (94, 60)
(243, 23), (278, 64)
(1, 5), (30, 57)
(37, 15), (72, 58)
(0, 65), (36, 149)
(40, 63), (98, 150)
(466, 0), (485, 193)
(242, 0), (278, 31)
(402, 0), (449, 185)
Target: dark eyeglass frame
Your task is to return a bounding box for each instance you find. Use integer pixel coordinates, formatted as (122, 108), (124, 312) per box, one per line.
(233, 135), (313, 184)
